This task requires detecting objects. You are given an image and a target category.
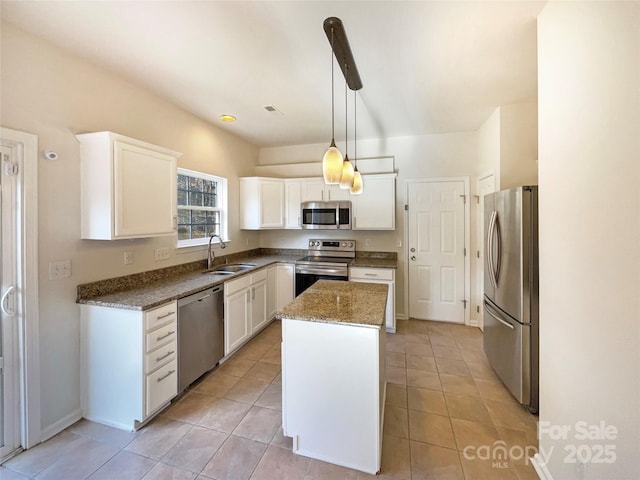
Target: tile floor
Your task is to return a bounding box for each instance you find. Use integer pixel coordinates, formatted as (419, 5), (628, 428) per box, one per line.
(1, 319), (539, 480)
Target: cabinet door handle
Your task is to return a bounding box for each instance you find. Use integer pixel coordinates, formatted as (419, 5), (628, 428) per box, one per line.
(157, 311), (175, 320)
(156, 350), (175, 362)
(156, 330), (175, 341)
(157, 369), (176, 382)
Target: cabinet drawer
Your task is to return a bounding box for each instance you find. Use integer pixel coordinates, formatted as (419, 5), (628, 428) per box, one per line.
(225, 275), (252, 296)
(350, 267), (394, 281)
(146, 321), (177, 353)
(146, 360), (177, 415)
(251, 268), (268, 283)
(145, 302), (177, 331)
(145, 340), (177, 374)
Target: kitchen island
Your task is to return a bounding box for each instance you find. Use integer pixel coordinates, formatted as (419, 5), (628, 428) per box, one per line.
(276, 280), (388, 475)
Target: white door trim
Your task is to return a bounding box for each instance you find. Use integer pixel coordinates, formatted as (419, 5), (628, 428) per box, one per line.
(474, 169), (497, 330)
(0, 127), (41, 450)
(404, 177), (470, 325)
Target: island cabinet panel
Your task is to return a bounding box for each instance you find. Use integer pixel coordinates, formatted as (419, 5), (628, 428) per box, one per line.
(282, 318), (386, 474)
(81, 301), (178, 431)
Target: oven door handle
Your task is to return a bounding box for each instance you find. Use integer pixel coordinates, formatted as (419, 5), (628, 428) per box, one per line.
(295, 266), (347, 276)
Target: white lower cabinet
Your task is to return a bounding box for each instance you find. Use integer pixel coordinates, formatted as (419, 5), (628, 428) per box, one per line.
(349, 267), (396, 332)
(81, 301), (178, 431)
(224, 269), (268, 355)
(267, 263), (295, 318)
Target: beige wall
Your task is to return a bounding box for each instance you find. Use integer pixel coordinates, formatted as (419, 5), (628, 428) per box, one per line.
(538, 2), (639, 478)
(500, 102), (538, 190)
(1, 21), (259, 435)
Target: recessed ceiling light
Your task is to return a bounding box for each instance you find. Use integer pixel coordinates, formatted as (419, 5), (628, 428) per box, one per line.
(220, 114), (236, 122)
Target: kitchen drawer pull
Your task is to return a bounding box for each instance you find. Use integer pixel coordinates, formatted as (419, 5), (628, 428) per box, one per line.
(157, 311), (175, 320)
(156, 350), (175, 362)
(364, 273), (378, 277)
(156, 330), (175, 341)
(157, 369), (176, 382)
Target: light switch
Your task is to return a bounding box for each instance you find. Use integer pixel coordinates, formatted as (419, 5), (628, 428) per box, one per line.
(124, 251), (133, 265)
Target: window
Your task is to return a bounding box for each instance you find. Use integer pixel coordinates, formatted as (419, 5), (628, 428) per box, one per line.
(177, 168), (228, 248)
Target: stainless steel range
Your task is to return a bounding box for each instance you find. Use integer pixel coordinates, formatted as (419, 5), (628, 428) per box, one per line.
(295, 239), (356, 296)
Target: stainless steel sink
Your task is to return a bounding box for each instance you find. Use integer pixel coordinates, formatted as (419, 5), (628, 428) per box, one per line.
(213, 263), (256, 273)
(202, 263), (256, 275)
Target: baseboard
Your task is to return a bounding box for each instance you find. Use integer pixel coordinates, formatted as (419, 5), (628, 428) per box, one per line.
(39, 409), (82, 443)
(530, 453), (553, 480)
(395, 314), (409, 321)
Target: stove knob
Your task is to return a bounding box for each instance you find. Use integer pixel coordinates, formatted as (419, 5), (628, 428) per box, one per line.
(348, 242), (354, 248)
(341, 242), (347, 247)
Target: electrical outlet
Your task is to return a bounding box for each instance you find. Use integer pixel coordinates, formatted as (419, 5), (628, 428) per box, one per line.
(365, 239), (371, 246)
(124, 251), (133, 265)
(49, 260), (71, 280)
(154, 247), (170, 261)
(397, 240), (402, 248)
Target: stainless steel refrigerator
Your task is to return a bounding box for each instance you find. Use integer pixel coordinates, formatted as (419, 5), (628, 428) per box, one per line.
(483, 185), (538, 413)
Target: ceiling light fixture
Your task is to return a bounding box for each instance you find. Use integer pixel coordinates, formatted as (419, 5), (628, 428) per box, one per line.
(219, 114), (236, 122)
(322, 26), (343, 184)
(322, 17), (363, 191)
(350, 89), (363, 195)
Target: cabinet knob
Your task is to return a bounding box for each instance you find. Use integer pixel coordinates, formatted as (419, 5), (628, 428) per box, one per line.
(411, 256), (416, 261)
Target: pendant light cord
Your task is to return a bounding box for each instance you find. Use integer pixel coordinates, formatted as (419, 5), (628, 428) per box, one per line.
(354, 90), (357, 167)
(344, 66), (348, 157)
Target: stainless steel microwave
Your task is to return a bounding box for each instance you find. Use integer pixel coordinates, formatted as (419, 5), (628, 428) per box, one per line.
(301, 201), (352, 229)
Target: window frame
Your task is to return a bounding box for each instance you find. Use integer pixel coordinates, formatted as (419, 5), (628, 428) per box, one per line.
(176, 167), (229, 249)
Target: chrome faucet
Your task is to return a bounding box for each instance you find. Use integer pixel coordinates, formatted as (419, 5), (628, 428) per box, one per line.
(207, 234), (226, 270)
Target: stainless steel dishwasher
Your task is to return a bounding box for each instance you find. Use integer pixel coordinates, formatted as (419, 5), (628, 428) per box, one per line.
(177, 285), (224, 393)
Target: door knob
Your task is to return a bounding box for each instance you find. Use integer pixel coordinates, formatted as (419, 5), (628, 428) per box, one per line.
(410, 248), (415, 252)
(411, 256), (416, 261)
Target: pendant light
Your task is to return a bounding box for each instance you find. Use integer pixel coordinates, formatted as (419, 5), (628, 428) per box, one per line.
(322, 27), (343, 184)
(340, 68), (355, 189)
(350, 89), (363, 195)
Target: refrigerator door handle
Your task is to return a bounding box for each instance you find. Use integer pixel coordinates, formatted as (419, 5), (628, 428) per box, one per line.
(487, 211), (497, 288)
(494, 213), (502, 285)
(484, 300), (515, 330)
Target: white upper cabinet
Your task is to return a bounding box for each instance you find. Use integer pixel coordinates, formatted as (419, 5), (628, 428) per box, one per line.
(300, 179), (350, 202)
(77, 131), (180, 240)
(238, 174), (396, 230)
(352, 174), (396, 230)
(284, 179), (302, 229)
(240, 177), (285, 229)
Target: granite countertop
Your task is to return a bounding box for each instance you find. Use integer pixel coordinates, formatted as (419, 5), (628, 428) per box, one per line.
(350, 257), (397, 269)
(276, 280), (388, 328)
(77, 253), (301, 311)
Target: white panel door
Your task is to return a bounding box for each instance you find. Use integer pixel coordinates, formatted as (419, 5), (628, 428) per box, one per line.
(408, 181), (465, 323)
(476, 174), (496, 330)
(0, 145), (19, 462)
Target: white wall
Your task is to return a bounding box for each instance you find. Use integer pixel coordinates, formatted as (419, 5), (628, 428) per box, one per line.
(537, 2), (639, 479)
(1, 21), (259, 436)
(259, 132), (479, 320)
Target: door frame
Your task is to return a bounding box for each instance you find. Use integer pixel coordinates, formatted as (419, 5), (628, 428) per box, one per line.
(0, 127), (41, 454)
(474, 169), (497, 330)
(404, 177), (471, 325)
